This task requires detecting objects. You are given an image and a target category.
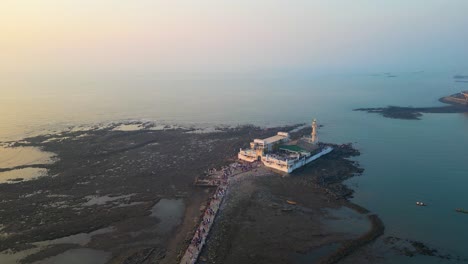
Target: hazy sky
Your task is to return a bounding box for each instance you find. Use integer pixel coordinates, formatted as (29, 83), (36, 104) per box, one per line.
(1, 0), (468, 75)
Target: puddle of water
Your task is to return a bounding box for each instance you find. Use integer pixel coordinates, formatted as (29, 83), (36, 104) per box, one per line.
(293, 243), (341, 264)
(115, 201), (146, 208)
(33, 248), (111, 264)
(0, 146), (56, 169)
(83, 194), (134, 206)
(186, 127), (224, 134)
(0, 168), (48, 184)
(68, 125), (108, 132)
(150, 199), (185, 234)
(0, 247), (41, 264)
(0, 227), (114, 264)
(149, 124), (183, 131)
(112, 124), (144, 131)
(42, 137), (70, 143)
(39, 227), (114, 247)
(149, 125), (167, 131)
(323, 207), (370, 235)
(76, 133), (90, 138)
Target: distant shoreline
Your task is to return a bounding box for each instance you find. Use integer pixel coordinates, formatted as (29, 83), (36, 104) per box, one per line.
(354, 93), (468, 120)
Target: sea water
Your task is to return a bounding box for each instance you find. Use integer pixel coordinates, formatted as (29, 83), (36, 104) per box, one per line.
(1, 72), (467, 262)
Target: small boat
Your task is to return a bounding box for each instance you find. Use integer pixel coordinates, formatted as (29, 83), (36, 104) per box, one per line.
(455, 208), (468, 214)
(416, 202), (427, 206)
(286, 200), (297, 205)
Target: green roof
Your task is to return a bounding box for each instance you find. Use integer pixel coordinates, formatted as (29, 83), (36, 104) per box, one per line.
(279, 145), (308, 153)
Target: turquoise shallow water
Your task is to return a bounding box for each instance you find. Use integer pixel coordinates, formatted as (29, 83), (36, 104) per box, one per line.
(1, 72), (467, 262)
(343, 113), (468, 262)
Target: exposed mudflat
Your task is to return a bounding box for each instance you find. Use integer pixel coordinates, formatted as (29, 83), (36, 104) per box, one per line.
(0, 123), (301, 264)
(0, 123), (393, 264)
(354, 97), (468, 120)
(199, 128), (384, 264)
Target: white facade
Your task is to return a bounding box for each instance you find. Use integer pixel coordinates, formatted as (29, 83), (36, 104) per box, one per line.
(239, 132), (290, 163)
(261, 147), (333, 173)
(238, 149), (258, 162)
(251, 132), (290, 152)
(238, 128), (333, 173)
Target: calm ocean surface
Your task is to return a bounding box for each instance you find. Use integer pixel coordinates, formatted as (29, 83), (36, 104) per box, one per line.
(1, 72), (467, 262)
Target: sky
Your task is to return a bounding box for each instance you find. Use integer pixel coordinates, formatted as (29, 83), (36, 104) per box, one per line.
(1, 0), (468, 75)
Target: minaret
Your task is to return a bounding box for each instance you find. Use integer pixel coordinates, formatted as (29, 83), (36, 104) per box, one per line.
(311, 119), (317, 143)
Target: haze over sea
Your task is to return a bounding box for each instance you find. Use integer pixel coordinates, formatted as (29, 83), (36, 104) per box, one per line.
(3, 1), (468, 263)
(1, 72), (467, 262)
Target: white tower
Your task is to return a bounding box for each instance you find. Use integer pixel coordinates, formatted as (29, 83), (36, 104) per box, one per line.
(311, 119), (318, 143)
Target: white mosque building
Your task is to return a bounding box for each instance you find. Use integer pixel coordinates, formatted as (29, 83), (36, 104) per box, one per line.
(238, 119), (333, 173)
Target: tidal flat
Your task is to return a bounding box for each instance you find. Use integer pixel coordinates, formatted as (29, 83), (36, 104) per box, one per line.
(0, 122), (383, 264)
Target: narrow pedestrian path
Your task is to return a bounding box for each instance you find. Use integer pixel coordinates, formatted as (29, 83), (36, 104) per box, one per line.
(179, 162), (261, 264)
(179, 184), (227, 264)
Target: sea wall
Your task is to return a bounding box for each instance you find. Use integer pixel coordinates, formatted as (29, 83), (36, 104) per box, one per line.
(261, 147), (333, 173)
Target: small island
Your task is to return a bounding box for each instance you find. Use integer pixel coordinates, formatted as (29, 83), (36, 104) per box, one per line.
(355, 91), (468, 120)
(441, 90), (468, 106)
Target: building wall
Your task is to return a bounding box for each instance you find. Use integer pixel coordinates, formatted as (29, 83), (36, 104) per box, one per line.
(261, 147), (333, 173)
(238, 153), (257, 162)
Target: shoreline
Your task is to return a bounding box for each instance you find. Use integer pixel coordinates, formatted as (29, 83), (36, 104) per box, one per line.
(318, 204), (385, 264)
(0, 123), (308, 263)
(0, 123), (384, 264)
(196, 127), (384, 264)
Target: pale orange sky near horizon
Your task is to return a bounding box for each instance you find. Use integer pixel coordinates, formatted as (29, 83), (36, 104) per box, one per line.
(1, 0), (468, 75)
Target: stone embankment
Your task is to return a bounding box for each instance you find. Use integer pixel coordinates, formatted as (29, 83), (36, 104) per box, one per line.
(179, 185), (227, 264)
(179, 162), (260, 264)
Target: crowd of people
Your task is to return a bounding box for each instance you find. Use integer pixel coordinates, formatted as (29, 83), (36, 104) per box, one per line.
(183, 185), (227, 264)
(182, 162), (259, 264)
(205, 161), (257, 179)
(230, 161), (256, 173)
